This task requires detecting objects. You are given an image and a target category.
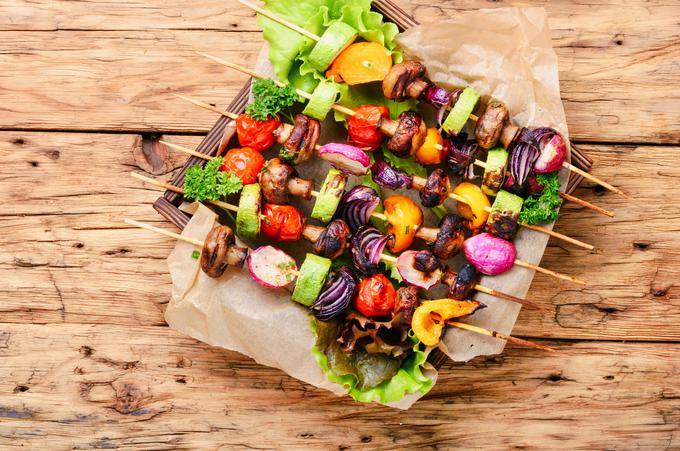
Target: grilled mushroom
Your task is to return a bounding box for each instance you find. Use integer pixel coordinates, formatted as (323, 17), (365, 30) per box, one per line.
(419, 168), (451, 208)
(387, 111), (427, 157)
(311, 219), (351, 260)
(394, 286), (420, 324)
(280, 114), (320, 165)
(200, 225), (245, 278)
(447, 263), (479, 300)
(259, 158), (313, 205)
(382, 61), (428, 101)
(475, 100), (509, 149)
(432, 214), (467, 260)
(486, 210), (519, 241)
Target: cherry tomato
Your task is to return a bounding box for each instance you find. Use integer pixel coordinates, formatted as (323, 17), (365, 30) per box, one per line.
(220, 147), (264, 185)
(261, 204), (304, 242)
(235, 113), (281, 152)
(355, 274), (396, 318)
(348, 105), (389, 151)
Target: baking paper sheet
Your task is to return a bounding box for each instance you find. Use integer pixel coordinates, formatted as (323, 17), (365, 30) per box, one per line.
(165, 6), (569, 408)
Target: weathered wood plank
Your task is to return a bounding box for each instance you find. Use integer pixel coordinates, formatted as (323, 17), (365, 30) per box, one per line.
(0, 0), (678, 143)
(0, 322), (677, 450)
(1, 132), (678, 340)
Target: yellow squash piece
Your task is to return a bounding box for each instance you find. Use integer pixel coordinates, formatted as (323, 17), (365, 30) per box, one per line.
(412, 299), (484, 346)
(326, 42), (393, 86)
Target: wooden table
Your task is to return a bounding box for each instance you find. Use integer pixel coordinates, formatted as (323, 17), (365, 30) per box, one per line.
(1, 0), (678, 448)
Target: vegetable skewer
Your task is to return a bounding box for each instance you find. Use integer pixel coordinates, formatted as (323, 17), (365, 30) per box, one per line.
(124, 218), (551, 351)
(132, 171), (542, 307)
(134, 169), (584, 286)
(189, 54), (615, 217)
(161, 129), (593, 251)
(382, 61), (627, 197)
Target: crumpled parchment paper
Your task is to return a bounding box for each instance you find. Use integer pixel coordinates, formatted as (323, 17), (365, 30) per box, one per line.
(165, 6), (569, 408)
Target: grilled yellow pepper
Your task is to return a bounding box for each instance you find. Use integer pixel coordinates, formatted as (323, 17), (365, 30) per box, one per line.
(412, 299), (485, 346)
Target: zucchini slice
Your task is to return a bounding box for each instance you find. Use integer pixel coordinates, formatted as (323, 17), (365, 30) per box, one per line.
(311, 169), (347, 223)
(308, 22), (357, 72)
(302, 80), (339, 121)
(482, 148), (509, 196)
(442, 87), (480, 135)
(291, 254), (332, 306)
(236, 183), (262, 241)
(489, 190), (524, 218)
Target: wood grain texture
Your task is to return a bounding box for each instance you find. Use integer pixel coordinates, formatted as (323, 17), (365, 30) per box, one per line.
(1, 0), (677, 447)
(1, 132), (677, 340)
(0, 0), (678, 142)
(0, 322), (678, 450)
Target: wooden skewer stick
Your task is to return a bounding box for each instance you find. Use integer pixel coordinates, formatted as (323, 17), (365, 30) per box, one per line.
(124, 218), (204, 247)
(514, 259), (586, 285)
(173, 94), (238, 120)
(235, 0), (321, 42)
(195, 52), (356, 116)
(447, 321), (555, 352)
(472, 159), (615, 218)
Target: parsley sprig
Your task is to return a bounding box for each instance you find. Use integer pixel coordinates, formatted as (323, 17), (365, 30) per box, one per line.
(184, 157), (242, 202)
(245, 79), (299, 121)
(519, 173), (563, 225)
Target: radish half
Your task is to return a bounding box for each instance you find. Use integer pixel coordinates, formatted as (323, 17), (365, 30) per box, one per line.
(317, 143), (371, 176)
(396, 250), (443, 290)
(247, 245), (297, 289)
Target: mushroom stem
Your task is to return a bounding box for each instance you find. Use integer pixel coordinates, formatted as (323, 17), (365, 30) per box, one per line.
(414, 226), (439, 243)
(287, 177), (314, 200)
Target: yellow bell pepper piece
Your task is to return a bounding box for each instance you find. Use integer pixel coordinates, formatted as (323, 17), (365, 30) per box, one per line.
(412, 299), (484, 346)
(452, 182), (491, 230)
(383, 195), (423, 253)
(415, 128), (445, 165)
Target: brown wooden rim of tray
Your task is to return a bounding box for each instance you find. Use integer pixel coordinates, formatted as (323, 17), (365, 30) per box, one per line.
(153, 0), (593, 371)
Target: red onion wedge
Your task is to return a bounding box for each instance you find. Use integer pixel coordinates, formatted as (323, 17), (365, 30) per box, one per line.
(247, 245), (297, 289)
(509, 134), (540, 186)
(312, 266), (357, 321)
(463, 233), (516, 276)
(336, 185), (381, 232)
(533, 127), (568, 173)
(317, 143), (371, 176)
(350, 226), (394, 276)
(396, 250), (443, 290)
(371, 160), (412, 190)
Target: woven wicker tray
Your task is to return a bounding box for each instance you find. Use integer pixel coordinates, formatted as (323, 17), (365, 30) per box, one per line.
(153, 0), (592, 369)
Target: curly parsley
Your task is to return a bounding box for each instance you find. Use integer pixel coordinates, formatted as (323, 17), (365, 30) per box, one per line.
(183, 157), (242, 202)
(245, 79), (299, 121)
(519, 173), (563, 225)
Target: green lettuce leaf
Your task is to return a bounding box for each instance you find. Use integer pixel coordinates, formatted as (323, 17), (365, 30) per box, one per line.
(311, 319), (433, 404)
(381, 147), (428, 178)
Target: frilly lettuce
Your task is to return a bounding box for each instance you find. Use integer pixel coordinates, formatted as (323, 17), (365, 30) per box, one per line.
(258, 0), (405, 118)
(311, 319), (433, 404)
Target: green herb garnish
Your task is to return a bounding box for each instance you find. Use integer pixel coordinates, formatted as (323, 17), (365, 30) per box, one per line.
(245, 79), (299, 121)
(184, 156), (243, 202)
(519, 173), (563, 225)
(191, 250), (200, 260)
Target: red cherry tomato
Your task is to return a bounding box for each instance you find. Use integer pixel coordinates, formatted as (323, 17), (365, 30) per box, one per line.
(220, 147), (264, 185)
(261, 204), (305, 242)
(355, 274), (396, 318)
(348, 105), (389, 151)
(235, 113), (281, 152)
